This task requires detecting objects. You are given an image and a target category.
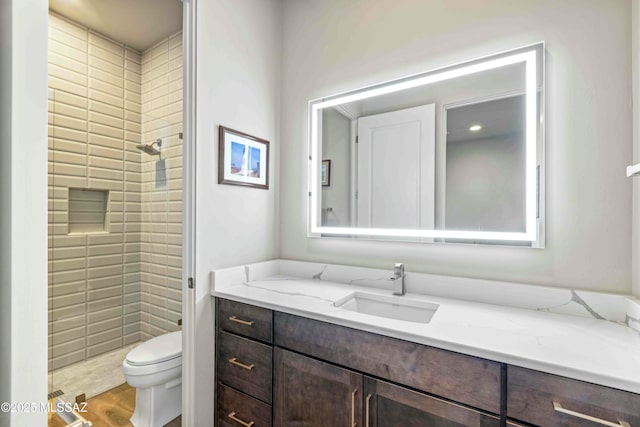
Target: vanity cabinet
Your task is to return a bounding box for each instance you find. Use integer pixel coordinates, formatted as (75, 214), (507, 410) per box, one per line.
(215, 299), (274, 427)
(274, 348), (363, 426)
(215, 298), (640, 427)
(273, 346), (499, 427)
(273, 311), (502, 415)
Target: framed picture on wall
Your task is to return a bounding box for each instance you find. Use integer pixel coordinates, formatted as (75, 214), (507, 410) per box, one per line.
(218, 126), (270, 189)
(321, 159), (331, 187)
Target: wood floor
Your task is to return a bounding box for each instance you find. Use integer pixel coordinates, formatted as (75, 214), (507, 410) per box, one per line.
(48, 383), (181, 427)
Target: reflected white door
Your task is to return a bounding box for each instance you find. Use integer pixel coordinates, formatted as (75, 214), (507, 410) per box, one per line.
(357, 104), (435, 229)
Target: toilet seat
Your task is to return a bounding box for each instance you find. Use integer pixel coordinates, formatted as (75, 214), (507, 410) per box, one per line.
(123, 355), (182, 376)
(123, 331), (182, 377)
(126, 331), (181, 366)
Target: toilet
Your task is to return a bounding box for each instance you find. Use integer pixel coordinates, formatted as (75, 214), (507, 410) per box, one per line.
(122, 331), (182, 427)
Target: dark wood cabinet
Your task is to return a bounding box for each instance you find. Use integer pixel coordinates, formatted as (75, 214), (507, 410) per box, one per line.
(363, 377), (501, 427)
(274, 348), (362, 427)
(215, 298), (640, 427)
(507, 366), (640, 427)
(274, 311), (502, 414)
(218, 298), (273, 343)
(217, 331), (273, 404)
(217, 383), (272, 427)
(216, 299), (274, 427)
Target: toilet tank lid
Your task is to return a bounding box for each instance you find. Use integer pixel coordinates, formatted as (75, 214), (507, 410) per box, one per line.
(126, 331), (182, 366)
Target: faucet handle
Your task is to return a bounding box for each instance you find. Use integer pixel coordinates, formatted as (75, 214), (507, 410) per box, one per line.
(393, 263), (404, 276)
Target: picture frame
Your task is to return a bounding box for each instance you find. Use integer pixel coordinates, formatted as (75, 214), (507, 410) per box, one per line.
(218, 126), (270, 189)
(321, 159), (331, 187)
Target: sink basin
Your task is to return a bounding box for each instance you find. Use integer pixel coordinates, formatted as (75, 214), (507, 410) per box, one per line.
(333, 292), (439, 324)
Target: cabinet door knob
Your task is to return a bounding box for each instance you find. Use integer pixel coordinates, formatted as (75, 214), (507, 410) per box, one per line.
(228, 357), (255, 371)
(553, 402), (631, 427)
(229, 315), (254, 326)
(228, 411), (255, 427)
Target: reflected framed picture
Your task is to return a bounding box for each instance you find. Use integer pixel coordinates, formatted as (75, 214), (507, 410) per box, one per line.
(218, 126), (269, 189)
(321, 159), (331, 187)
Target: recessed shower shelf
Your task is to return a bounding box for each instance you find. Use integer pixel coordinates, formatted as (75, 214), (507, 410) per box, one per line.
(627, 163), (640, 177)
(68, 188), (109, 234)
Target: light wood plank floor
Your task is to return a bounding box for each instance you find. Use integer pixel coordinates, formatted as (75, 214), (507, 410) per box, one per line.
(48, 383), (181, 427)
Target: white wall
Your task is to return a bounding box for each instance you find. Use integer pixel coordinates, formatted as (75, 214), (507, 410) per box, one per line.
(321, 109), (351, 226)
(193, 0), (281, 424)
(446, 135), (525, 232)
(0, 0), (48, 425)
(280, 0), (633, 293)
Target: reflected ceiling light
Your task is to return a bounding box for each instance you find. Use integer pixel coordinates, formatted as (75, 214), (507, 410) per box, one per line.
(469, 124), (482, 132)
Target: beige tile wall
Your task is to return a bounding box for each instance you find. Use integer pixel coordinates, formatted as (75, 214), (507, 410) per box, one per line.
(48, 12), (182, 370)
(139, 32), (183, 340)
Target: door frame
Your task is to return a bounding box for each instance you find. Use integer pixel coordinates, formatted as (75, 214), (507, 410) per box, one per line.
(181, 0), (197, 424)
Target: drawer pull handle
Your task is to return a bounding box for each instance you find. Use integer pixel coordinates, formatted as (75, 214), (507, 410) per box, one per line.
(228, 411), (255, 427)
(229, 315), (254, 326)
(553, 402), (631, 427)
(365, 393), (372, 427)
(351, 388), (358, 427)
(228, 357), (255, 371)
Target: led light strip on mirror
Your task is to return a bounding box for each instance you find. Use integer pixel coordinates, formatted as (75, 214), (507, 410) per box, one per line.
(308, 43), (543, 243)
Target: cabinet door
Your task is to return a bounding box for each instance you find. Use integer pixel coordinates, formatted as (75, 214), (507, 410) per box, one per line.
(274, 347), (362, 427)
(363, 377), (500, 427)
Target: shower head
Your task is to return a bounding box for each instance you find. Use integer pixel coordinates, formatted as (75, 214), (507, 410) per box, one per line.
(136, 139), (162, 156)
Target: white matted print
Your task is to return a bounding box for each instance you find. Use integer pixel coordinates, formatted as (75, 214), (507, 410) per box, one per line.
(218, 126), (269, 189)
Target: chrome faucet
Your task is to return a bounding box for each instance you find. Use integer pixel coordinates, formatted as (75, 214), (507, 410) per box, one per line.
(391, 263), (405, 295)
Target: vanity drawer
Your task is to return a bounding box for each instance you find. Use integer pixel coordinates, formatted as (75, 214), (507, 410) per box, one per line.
(274, 311), (502, 414)
(218, 298), (273, 343)
(507, 366), (640, 426)
(217, 331), (273, 404)
(217, 383), (272, 427)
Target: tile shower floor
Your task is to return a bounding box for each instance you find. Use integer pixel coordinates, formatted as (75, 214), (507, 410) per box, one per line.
(48, 342), (140, 403)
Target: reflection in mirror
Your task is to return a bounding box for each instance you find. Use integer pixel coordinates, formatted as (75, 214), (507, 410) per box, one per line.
(443, 94), (526, 244)
(310, 43), (544, 246)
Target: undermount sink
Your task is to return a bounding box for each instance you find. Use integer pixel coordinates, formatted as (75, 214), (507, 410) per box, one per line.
(333, 292), (439, 324)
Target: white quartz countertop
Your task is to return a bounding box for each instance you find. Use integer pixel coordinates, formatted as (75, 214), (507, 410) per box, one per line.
(212, 261), (640, 395)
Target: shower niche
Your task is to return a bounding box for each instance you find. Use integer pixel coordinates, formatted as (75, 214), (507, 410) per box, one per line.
(68, 188), (110, 234)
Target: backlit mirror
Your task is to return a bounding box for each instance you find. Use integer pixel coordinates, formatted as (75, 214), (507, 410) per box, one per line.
(308, 43), (544, 246)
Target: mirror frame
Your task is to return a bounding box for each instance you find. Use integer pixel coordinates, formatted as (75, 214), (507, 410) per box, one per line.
(308, 42), (544, 244)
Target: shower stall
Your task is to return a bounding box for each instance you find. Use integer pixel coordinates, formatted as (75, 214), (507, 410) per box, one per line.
(47, 7), (183, 416)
